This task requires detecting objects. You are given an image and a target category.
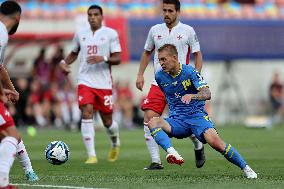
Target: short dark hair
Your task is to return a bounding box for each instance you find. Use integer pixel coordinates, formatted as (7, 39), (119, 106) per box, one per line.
(0, 0), (21, 16)
(88, 5), (103, 16)
(163, 0), (180, 11)
(158, 44), (178, 56)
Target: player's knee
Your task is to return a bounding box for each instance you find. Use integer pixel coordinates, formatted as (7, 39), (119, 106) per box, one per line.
(143, 114), (152, 124)
(81, 108), (93, 118)
(80, 105), (93, 119)
(148, 117), (162, 129)
(4, 128), (21, 142)
(209, 141), (220, 152)
(102, 119), (112, 128)
(82, 113), (92, 119)
(144, 109), (160, 124)
(208, 138), (225, 153)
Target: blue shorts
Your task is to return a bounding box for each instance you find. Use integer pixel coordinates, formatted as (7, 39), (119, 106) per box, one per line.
(165, 113), (214, 143)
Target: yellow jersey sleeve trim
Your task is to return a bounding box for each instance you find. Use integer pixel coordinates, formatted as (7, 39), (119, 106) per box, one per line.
(197, 85), (209, 90)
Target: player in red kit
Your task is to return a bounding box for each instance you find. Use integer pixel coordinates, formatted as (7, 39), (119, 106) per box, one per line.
(0, 1), (39, 188)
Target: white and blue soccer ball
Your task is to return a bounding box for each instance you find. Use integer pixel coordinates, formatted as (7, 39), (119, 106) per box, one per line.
(45, 141), (70, 165)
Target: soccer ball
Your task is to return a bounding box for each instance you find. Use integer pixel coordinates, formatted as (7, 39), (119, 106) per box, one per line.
(45, 141), (70, 165)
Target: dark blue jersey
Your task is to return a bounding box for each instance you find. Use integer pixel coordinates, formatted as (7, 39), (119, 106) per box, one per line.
(155, 64), (209, 117)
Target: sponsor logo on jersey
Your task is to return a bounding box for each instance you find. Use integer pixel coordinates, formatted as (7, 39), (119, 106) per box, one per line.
(174, 92), (181, 99)
(182, 79), (192, 90)
(172, 81), (178, 86)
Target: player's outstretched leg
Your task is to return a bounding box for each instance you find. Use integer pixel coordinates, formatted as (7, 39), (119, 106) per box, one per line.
(223, 144), (257, 179)
(189, 135), (205, 168)
(144, 126), (163, 170)
(17, 140), (39, 182)
(204, 128), (257, 179)
(150, 127), (184, 166)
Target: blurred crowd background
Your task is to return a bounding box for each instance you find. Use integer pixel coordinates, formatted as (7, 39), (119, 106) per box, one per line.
(6, 45), (143, 131)
(10, 0), (284, 20)
(2, 0), (284, 130)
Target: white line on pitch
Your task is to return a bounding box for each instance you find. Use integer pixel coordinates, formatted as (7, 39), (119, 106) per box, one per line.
(12, 183), (108, 189)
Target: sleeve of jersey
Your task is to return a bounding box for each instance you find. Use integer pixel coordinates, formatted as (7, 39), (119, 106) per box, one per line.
(144, 27), (154, 52)
(189, 28), (200, 53)
(71, 32), (80, 53)
(0, 45), (3, 65)
(189, 67), (208, 90)
(0, 37), (6, 65)
(110, 31), (122, 53)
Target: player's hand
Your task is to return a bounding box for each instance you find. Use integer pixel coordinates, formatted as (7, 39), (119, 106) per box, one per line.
(181, 94), (193, 104)
(4, 89), (19, 104)
(136, 74), (144, 91)
(87, 55), (104, 64)
(0, 93), (8, 103)
(59, 60), (71, 75)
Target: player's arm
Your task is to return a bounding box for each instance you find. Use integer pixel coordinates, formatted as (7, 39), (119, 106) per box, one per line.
(0, 65), (19, 103)
(87, 52), (121, 65)
(136, 26), (155, 91)
(181, 86), (211, 104)
(0, 74), (3, 98)
(0, 75), (10, 103)
(60, 51), (79, 75)
(65, 51), (79, 65)
(0, 80), (5, 103)
(60, 31), (80, 75)
(191, 86), (211, 100)
(136, 50), (153, 91)
(193, 51), (203, 73)
(189, 27), (203, 72)
(105, 52), (121, 65)
(0, 65), (14, 90)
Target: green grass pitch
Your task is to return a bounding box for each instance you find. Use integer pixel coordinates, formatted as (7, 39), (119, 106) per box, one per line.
(10, 125), (284, 189)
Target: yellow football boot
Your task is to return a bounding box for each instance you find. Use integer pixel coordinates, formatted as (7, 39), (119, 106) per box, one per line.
(108, 146), (120, 162)
(85, 156), (98, 164)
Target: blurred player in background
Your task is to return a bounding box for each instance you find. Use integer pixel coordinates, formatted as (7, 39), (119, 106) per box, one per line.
(0, 1), (39, 188)
(60, 5), (121, 163)
(136, 0), (205, 170)
(148, 44), (257, 179)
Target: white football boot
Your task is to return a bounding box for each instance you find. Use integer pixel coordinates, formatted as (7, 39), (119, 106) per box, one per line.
(243, 165), (257, 179)
(166, 151), (184, 166)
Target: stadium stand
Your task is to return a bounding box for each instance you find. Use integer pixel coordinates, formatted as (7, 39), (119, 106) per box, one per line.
(2, 0), (283, 20)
